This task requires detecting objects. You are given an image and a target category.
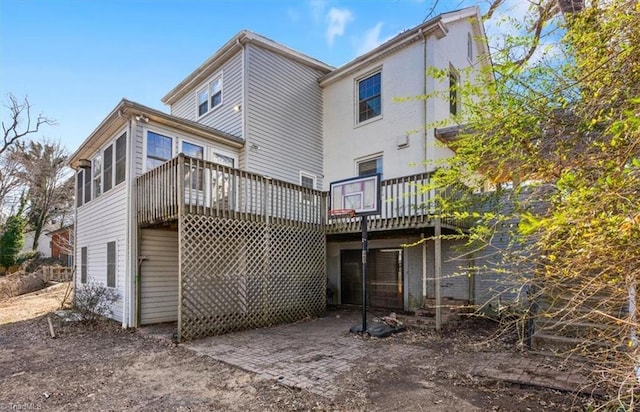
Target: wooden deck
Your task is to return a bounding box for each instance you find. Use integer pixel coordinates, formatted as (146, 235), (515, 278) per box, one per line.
(136, 155), (469, 233)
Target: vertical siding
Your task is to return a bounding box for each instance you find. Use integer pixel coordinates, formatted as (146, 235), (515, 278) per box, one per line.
(75, 184), (128, 322)
(140, 229), (179, 324)
(246, 44), (325, 188)
(170, 52), (243, 138)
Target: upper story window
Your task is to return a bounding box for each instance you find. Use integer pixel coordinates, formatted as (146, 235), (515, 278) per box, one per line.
(449, 66), (459, 116)
(115, 133), (127, 185)
(83, 166), (91, 204)
(357, 72), (382, 124)
(103, 145), (113, 193)
(357, 156), (382, 178)
(76, 171), (84, 207)
(102, 132), (127, 194)
(467, 33), (473, 61)
(146, 131), (173, 170)
(197, 75), (223, 117)
(92, 155), (102, 199)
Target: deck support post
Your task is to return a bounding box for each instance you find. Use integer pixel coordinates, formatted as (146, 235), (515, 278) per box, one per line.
(435, 217), (442, 331)
(361, 215), (369, 333)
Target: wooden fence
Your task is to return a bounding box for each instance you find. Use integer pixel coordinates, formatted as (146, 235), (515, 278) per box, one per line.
(39, 266), (73, 282)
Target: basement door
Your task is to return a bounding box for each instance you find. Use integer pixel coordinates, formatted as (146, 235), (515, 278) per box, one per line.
(340, 248), (403, 310)
(139, 228), (179, 325)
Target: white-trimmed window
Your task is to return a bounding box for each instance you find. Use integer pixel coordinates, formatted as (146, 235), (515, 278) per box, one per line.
(197, 75), (223, 117)
(467, 33), (473, 61)
(357, 71), (382, 123)
(357, 155), (383, 178)
(106, 241), (116, 288)
(92, 155), (102, 198)
(300, 172), (316, 203)
(449, 66), (459, 116)
(103, 145), (113, 193)
(102, 132), (127, 194)
(76, 170), (84, 207)
(181, 141), (204, 190)
(146, 131), (173, 170)
(83, 166), (91, 204)
(115, 133), (127, 185)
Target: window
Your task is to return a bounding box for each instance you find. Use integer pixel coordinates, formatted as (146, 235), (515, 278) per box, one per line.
(84, 165), (91, 204)
(115, 133), (126, 185)
(92, 155), (102, 198)
(76, 171), (84, 207)
(197, 89), (208, 117)
(80, 247), (87, 284)
(103, 145), (113, 193)
(100, 132), (126, 193)
(107, 241), (116, 287)
(181, 141), (204, 190)
(197, 75), (223, 117)
(146, 131), (173, 170)
(300, 172), (316, 203)
(212, 151), (235, 167)
(357, 156), (383, 177)
(358, 72), (381, 123)
(210, 78), (222, 108)
(467, 33), (473, 61)
(449, 67), (459, 116)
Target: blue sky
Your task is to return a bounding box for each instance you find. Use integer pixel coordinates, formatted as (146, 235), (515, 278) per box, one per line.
(1, 0), (529, 154)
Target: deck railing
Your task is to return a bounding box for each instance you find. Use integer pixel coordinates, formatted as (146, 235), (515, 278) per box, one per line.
(137, 154), (326, 228)
(326, 172), (469, 233)
(136, 156), (468, 232)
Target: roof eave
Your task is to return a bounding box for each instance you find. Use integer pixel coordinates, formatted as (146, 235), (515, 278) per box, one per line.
(162, 30), (334, 106)
(68, 99), (244, 170)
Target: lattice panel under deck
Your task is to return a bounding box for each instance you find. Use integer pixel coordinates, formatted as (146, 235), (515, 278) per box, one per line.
(179, 215), (325, 341)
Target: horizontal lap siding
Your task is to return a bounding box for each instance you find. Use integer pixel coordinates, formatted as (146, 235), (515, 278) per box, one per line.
(246, 45), (325, 189)
(170, 52), (243, 138)
(140, 229), (179, 324)
(75, 185), (128, 322)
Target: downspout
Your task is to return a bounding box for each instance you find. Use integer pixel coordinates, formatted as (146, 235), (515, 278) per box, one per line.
(125, 114), (137, 328)
(420, 28), (428, 174)
(72, 171), (78, 308)
(237, 38), (248, 169)
(421, 233), (427, 306)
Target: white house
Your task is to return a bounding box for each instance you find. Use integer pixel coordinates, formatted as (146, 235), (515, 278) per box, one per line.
(70, 6), (497, 340)
(322, 7), (492, 313)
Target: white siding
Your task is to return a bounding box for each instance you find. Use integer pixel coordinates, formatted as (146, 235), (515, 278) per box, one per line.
(140, 229), (179, 324)
(322, 18), (479, 186)
(170, 52), (243, 138)
(245, 44), (325, 188)
(75, 184), (128, 322)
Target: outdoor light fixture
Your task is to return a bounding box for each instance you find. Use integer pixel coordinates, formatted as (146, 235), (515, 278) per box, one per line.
(135, 114), (149, 123)
(233, 104), (242, 112)
(77, 159), (91, 169)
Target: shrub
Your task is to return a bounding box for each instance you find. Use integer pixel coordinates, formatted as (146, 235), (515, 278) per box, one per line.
(74, 279), (119, 325)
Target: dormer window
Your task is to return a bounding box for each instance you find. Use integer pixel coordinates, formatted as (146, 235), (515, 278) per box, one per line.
(197, 75), (223, 117)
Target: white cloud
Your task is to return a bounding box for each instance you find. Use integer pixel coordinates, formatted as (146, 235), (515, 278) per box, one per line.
(326, 7), (354, 46)
(309, 0), (327, 24)
(355, 22), (392, 56)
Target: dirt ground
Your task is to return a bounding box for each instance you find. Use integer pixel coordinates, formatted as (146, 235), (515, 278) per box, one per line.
(0, 283), (595, 411)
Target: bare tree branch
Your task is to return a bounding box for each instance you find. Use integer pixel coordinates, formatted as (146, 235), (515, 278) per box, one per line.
(1, 94), (55, 156)
(483, 0), (505, 21)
